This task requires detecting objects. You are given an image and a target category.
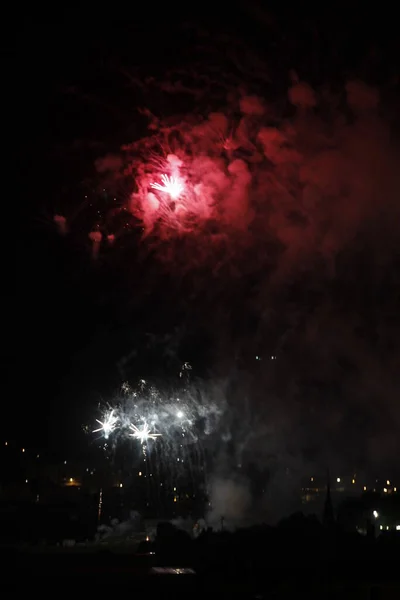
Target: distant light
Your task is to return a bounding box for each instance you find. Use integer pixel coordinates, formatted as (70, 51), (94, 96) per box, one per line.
(352, 479), (356, 484)
(177, 411), (184, 419)
(386, 526), (389, 531)
(373, 510), (379, 519)
(25, 479), (28, 483)
(271, 355), (276, 360)
(336, 477), (341, 483)
(396, 525), (400, 531)
(64, 461), (67, 465)
(22, 448), (25, 453)
(69, 478), (73, 483)
(386, 480), (390, 486)
(36, 454), (40, 459)
(173, 496), (177, 503)
(394, 488), (397, 492)
(138, 471), (142, 477)
(173, 487), (176, 491)
(380, 525), (383, 530)
(363, 486), (367, 491)
(146, 535), (150, 542)
(4, 442), (7, 446)
(119, 483), (123, 488)
(383, 488), (388, 493)
(255, 355), (260, 360)
(310, 477), (314, 482)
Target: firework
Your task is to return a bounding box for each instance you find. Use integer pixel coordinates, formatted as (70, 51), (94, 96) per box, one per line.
(129, 422), (162, 443)
(150, 174), (185, 200)
(92, 378), (223, 451)
(93, 409), (118, 439)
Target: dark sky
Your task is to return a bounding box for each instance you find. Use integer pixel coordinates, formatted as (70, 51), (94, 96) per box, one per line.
(12, 7), (400, 476)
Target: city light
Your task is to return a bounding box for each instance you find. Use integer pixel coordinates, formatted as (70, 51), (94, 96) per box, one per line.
(119, 483), (123, 488)
(396, 526), (400, 531)
(352, 479), (355, 484)
(363, 486), (367, 491)
(69, 478), (73, 483)
(383, 488), (388, 493)
(336, 477), (341, 483)
(386, 480), (390, 486)
(138, 471), (142, 477)
(373, 510), (379, 519)
(22, 448), (25, 453)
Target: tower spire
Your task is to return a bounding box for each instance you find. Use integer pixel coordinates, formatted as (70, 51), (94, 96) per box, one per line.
(323, 468), (335, 527)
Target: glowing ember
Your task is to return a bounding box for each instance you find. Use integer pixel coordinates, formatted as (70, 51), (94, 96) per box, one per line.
(150, 174), (184, 200)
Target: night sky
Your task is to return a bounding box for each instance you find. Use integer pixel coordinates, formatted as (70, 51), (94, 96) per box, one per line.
(12, 7), (400, 485)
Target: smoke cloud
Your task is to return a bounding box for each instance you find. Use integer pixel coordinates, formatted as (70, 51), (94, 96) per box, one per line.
(61, 26), (400, 514)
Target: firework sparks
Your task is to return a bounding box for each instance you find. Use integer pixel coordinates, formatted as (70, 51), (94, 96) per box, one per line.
(129, 422), (162, 443)
(93, 410), (118, 439)
(91, 376), (223, 472)
(150, 174), (185, 200)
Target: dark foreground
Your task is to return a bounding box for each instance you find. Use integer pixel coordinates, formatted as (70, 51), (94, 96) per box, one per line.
(4, 519), (400, 596)
(4, 549), (400, 599)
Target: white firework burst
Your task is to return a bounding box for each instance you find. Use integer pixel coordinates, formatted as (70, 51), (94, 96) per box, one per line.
(93, 410), (118, 439)
(129, 422), (162, 443)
